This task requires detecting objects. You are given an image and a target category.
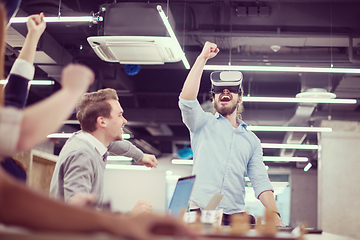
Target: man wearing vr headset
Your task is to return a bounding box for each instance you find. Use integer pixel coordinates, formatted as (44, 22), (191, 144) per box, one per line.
(179, 41), (284, 226)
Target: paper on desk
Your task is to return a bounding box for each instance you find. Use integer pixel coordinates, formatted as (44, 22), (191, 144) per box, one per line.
(183, 209), (223, 227)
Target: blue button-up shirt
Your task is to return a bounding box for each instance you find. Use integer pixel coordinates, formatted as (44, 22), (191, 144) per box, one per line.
(179, 95), (273, 214)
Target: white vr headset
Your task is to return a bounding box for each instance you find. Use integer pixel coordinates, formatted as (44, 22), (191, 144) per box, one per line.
(210, 71), (243, 94)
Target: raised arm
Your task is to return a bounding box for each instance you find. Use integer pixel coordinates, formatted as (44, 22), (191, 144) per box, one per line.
(17, 64), (94, 151)
(18, 13), (46, 64)
(181, 41), (219, 100)
(4, 13), (46, 108)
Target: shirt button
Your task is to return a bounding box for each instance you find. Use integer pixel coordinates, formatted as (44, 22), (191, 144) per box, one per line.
(229, 160), (231, 162)
(225, 175), (228, 177)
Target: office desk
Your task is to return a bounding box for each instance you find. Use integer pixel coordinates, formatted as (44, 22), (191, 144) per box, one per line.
(0, 231), (120, 240)
(0, 230), (357, 240)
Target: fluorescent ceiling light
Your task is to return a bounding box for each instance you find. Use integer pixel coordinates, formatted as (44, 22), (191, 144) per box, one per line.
(0, 80), (54, 85)
(105, 165), (151, 170)
(107, 156), (132, 161)
(247, 126), (332, 132)
(261, 143), (319, 150)
(204, 65), (360, 74)
(47, 133), (131, 139)
(9, 16), (102, 24)
(47, 133), (73, 138)
(28, 80), (55, 85)
(172, 157), (308, 164)
(171, 159), (194, 165)
(304, 162), (312, 172)
(242, 96), (356, 104)
(157, 5), (190, 69)
(122, 134), (131, 139)
(263, 157), (308, 162)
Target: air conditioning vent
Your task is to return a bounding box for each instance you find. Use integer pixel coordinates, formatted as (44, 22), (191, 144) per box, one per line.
(87, 36), (182, 65)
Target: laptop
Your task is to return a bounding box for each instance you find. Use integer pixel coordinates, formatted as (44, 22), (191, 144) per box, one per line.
(204, 192), (224, 210)
(167, 175), (196, 217)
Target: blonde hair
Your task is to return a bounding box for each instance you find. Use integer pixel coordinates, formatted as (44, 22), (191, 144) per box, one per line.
(235, 102), (244, 120)
(76, 88), (119, 132)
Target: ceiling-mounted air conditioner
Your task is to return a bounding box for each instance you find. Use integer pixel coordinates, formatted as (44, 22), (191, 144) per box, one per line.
(88, 2), (181, 65)
(87, 36), (182, 65)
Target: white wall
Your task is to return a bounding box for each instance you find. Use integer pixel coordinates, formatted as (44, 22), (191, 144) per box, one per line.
(290, 168), (317, 228)
(103, 154), (192, 213)
(319, 120), (360, 239)
(103, 167), (166, 213)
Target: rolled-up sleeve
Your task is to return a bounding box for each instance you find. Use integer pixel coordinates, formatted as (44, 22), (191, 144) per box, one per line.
(0, 107), (23, 156)
(9, 59), (35, 79)
(4, 59), (35, 108)
(247, 138), (274, 199)
(178, 94), (208, 133)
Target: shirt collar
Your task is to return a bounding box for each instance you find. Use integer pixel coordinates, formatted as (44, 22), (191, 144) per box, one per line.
(215, 112), (248, 131)
(76, 131), (108, 156)
(237, 119), (248, 131)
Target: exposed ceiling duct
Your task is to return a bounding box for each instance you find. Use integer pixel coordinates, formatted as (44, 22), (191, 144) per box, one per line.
(8, 8), (73, 81)
(280, 103), (316, 158)
(280, 73), (339, 160)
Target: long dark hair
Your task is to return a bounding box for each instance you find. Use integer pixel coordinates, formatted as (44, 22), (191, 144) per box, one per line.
(0, 3), (6, 106)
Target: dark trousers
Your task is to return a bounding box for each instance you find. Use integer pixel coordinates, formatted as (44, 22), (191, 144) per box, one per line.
(222, 212), (256, 226)
(190, 209), (256, 226)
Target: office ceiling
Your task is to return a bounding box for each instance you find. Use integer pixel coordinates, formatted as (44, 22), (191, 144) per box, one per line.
(5, 0), (360, 169)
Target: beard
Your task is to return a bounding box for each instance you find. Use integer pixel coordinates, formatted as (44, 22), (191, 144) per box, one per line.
(214, 100), (237, 117)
